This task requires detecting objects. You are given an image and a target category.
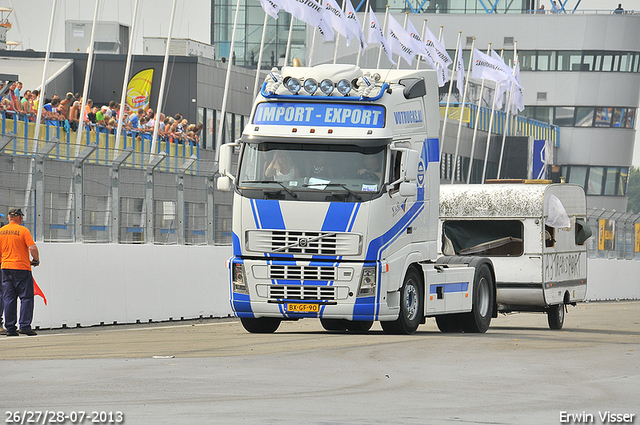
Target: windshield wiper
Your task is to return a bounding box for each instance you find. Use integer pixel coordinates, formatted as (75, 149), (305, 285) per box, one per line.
(242, 180), (298, 199)
(303, 183), (362, 201)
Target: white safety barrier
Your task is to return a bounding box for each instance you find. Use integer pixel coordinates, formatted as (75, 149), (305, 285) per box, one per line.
(25, 245), (639, 329)
(31, 243), (233, 329)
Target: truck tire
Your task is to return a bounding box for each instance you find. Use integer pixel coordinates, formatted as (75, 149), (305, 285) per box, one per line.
(320, 318), (348, 331)
(436, 314), (463, 333)
(547, 304), (565, 330)
(381, 268), (423, 335)
(461, 264), (494, 333)
(240, 317), (281, 333)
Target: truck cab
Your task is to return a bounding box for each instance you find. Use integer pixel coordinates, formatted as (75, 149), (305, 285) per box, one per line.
(218, 64), (495, 334)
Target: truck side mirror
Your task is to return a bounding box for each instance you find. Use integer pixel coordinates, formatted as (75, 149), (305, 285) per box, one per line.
(399, 181), (417, 197)
(217, 175), (232, 191)
(218, 143), (234, 177)
(402, 150), (419, 182)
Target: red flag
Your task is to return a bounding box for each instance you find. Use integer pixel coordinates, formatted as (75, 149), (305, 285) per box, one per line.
(33, 278), (47, 305)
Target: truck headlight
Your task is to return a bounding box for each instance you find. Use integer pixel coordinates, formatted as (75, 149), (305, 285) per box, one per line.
(357, 266), (377, 297)
(232, 263), (248, 294)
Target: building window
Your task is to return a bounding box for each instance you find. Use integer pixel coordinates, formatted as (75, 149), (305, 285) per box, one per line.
(537, 51), (556, 71)
(567, 165), (587, 187)
(619, 168), (629, 196)
(604, 167), (618, 195)
(587, 167), (604, 195)
(595, 107), (613, 127)
(575, 107), (594, 127)
(563, 165), (629, 197)
(554, 106), (575, 126)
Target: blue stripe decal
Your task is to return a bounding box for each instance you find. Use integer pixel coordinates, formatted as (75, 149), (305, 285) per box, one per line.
(321, 203), (358, 232)
(429, 282), (470, 294)
(353, 295), (376, 320)
(365, 202), (424, 262)
(232, 232), (242, 256)
(253, 199), (286, 229)
(427, 137), (439, 163)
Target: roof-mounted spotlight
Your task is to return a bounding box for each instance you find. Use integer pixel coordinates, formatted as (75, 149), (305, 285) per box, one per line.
(320, 79), (334, 95)
(336, 79), (352, 96)
(303, 78), (318, 95)
(284, 77), (301, 94)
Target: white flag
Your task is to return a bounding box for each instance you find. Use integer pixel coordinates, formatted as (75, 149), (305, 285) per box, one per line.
(455, 39), (464, 92)
(322, 0), (350, 39)
(318, 17), (335, 41)
(386, 14), (417, 66)
(367, 7), (395, 65)
(345, 0), (366, 49)
(283, 0), (324, 28)
(406, 20), (428, 59)
(473, 48), (521, 88)
(423, 25), (452, 70)
(490, 49), (510, 109)
(258, 0), (283, 20)
(511, 59), (525, 113)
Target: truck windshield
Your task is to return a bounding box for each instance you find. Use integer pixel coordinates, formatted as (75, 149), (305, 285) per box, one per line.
(237, 142), (386, 201)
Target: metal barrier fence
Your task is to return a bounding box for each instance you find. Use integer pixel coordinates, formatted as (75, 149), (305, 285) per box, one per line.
(0, 133), (233, 246)
(587, 208), (640, 260)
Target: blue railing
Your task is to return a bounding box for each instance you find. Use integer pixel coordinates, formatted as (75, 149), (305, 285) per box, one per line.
(441, 102), (560, 146)
(0, 111), (200, 168)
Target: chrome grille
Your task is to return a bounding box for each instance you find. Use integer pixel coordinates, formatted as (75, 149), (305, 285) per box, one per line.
(268, 285), (337, 300)
(246, 230), (361, 256)
(270, 265), (337, 281)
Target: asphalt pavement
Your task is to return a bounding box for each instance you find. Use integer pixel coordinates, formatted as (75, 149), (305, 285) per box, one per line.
(1, 301), (638, 425)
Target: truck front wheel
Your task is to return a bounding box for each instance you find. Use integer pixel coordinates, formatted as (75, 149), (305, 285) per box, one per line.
(381, 268), (423, 335)
(240, 317), (281, 333)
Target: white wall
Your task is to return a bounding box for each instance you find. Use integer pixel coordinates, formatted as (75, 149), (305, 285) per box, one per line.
(25, 245), (639, 329)
(585, 258), (640, 301)
(31, 243), (233, 329)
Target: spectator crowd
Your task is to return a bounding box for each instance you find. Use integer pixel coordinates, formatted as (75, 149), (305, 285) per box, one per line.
(0, 81), (203, 146)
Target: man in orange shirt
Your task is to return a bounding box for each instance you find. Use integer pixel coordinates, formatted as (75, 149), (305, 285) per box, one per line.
(0, 208), (40, 337)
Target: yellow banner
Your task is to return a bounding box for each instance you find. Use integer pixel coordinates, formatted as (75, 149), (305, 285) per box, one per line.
(126, 68), (154, 111)
(635, 223), (640, 253)
(599, 219), (615, 251)
(599, 219), (605, 250)
(439, 106), (471, 123)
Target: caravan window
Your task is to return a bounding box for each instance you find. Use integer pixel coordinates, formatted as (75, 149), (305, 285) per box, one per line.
(442, 220), (524, 257)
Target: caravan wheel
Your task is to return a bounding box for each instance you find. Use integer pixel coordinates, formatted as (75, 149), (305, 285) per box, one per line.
(547, 304), (565, 330)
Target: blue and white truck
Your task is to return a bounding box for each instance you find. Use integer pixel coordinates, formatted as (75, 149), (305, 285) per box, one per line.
(217, 64), (497, 334)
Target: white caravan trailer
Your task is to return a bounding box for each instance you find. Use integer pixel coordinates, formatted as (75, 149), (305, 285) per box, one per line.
(439, 182), (592, 329)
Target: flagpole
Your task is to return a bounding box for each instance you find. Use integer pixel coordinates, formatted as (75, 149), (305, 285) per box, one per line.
(33, 0), (58, 143)
(215, 0), (242, 160)
(356, 0), (370, 67)
(376, 5), (390, 68)
(481, 48), (505, 183)
(333, 0), (348, 64)
(440, 31), (461, 154)
(253, 13), (269, 99)
(76, 0), (100, 155)
(115, 0), (141, 159)
(416, 20), (427, 70)
(451, 37), (475, 184)
(284, 17), (294, 67)
(466, 43), (491, 184)
(497, 43), (518, 179)
(150, 0), (177, 157)
(308, 25), (319, 67)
